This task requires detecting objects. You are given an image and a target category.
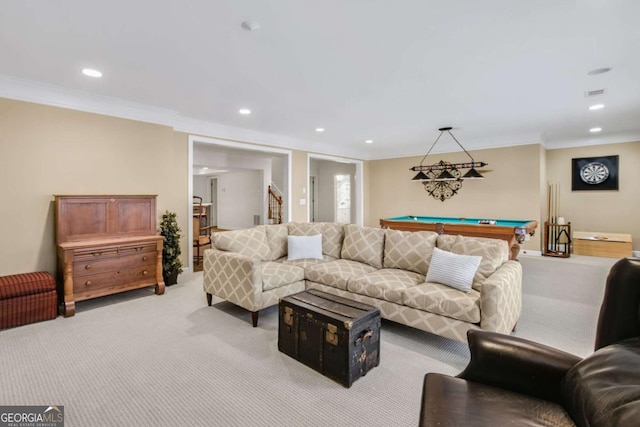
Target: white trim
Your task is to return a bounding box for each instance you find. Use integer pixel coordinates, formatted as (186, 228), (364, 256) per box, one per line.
(188, 135), (293, 271)
(307, 153), (364, 226)
(3, 75), (640, 161)
(633, 250), (640, 258)
(0, 75), (366, 160)
(519, 250), (542, 257)
(188, 137), (194, 271)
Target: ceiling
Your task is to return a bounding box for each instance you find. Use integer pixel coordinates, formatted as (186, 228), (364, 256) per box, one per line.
(2, 1), (639, 160)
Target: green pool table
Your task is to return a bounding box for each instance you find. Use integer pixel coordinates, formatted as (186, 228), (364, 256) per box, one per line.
(380, 215), (538, 260)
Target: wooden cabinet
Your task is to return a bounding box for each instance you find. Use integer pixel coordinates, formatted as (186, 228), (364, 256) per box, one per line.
(55, 195), (165, 316)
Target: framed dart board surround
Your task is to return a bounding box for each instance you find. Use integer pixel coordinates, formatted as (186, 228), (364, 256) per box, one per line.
(572, 155), (619, 191)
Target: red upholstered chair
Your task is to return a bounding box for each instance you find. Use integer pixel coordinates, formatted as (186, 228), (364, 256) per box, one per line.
(0, 272), (58, 329)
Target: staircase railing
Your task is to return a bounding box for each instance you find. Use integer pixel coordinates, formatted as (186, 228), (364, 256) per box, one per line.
(268, 185), (283, 224)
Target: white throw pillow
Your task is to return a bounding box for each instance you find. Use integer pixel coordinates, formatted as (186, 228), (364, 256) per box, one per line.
(287, 234), (323, 260)
(426, 247), (482, 293)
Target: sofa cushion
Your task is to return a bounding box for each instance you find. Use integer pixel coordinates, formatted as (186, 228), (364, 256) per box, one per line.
(305, 259), (378, 290)
(450, 235), (509, 291)
(561, 337), (640, 427)
(341, 224), (385, 269)
(316, 222), (345, 259)
(347, 269), (425, 305)
(287, 234), (323, 260)
(265, 224), (289, 261)
(261, 262), (305, 291)
(383, 229), (438, 275)
(436, 234), (458, 252)
(403, 282), (481, 323)
(287, 222), (344, 259)
(277, 255), (337, 269)
(426, 247), (481, 293)
(212, 227), (271, 260)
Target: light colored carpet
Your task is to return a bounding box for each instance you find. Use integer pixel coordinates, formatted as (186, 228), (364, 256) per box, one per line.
(0, 255), (618, 426)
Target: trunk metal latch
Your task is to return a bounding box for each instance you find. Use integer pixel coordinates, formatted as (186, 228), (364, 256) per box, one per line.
(284, 306), (293, 326)
(326, 323), (338, 346)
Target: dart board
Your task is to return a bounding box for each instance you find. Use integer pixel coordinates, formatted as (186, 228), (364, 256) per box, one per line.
(572, 155), (619, 191)
(579, 162), (609, 184)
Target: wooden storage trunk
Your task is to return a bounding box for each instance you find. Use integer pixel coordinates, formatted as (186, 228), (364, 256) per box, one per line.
(573, 231), (633, 258)
(278, 290), (381, 388)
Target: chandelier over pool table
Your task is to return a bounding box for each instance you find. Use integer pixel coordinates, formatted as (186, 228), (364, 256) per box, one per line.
(410, 127), (488, 201)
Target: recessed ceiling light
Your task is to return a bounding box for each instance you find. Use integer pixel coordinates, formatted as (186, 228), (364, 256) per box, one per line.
(82, 68), (102, 78)
(589, 104), (605, 111)
(315, 128), (325, 132)
(365, 140), (373, 144)
(241, 21), (260, 31)
(202, 167), (209, 170)
(587, 68), (612, 76)
(239, 108), (251, 115)
(589, 127), (602, 133)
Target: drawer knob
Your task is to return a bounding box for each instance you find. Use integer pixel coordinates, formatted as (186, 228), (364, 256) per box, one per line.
(85, 281), (93, 286)
(85, 264), (91, 270)
(143, 270), (148, 276)
(93, 252), (102, 257)
(142, 256), (147, 261)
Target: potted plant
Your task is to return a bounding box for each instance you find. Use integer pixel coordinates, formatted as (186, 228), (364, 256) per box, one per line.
(159, 210), (183, 286)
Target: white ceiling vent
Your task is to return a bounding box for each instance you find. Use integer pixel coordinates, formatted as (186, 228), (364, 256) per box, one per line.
(585, 88), (606, 98)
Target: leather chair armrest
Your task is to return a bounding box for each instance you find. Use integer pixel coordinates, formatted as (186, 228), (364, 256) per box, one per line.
(458, 330), (582, 404)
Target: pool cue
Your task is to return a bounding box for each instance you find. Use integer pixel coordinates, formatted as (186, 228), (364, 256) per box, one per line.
(551, 183), (556, 252)
(546, 182), (551, 254)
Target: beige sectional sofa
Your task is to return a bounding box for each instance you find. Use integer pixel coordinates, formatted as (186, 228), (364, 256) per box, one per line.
(202, 222), (522, 342)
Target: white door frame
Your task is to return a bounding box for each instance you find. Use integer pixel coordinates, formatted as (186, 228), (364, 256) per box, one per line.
(188, 135), (292, 272)
(306, 153), (363, 225)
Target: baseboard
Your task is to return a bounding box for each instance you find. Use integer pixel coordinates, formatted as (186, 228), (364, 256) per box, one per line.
(520, 250), (542, 256)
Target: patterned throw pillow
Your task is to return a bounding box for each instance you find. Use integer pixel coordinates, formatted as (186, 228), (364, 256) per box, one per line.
(450, 235), (508, 290)
(425, 247), (482, 293)
(212, 227), (271, 260)
(383, 229), (438, 275)
(288, 222), (344, 259)
(265, 224), (288, 261)
(340, 224), (385, 268)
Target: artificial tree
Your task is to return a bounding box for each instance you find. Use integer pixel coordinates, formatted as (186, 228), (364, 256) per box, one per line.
(159, 210), (183, 285)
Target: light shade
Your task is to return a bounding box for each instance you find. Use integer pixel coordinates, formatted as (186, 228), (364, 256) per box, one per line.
(435, 170), (456, 181)
(411, 171), (430, 181)
(462, 168), (484, 179)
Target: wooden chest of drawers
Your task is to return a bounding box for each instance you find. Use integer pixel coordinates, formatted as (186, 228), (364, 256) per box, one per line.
(55, 195), (165, 316)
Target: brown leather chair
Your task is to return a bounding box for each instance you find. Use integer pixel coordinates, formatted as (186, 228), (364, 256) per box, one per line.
(419, 257), (640, 427)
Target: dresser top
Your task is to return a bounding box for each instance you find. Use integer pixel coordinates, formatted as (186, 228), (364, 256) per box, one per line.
(55, 195), (158, 244)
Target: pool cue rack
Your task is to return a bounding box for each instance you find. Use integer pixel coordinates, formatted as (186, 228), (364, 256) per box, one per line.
(543, 182), (571, 258)
(544, 221), (571, 258)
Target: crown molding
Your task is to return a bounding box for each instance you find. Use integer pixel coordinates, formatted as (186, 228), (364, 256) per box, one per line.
(0, 75), (366, 160)
(544, 131), (640, 150)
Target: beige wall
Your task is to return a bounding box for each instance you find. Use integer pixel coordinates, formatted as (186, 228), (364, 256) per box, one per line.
(3, 95), (636, 279)
(546, 141), (640, 249)
(0, 98), (189, 276)
(0, 98), (316, 276)
(368, 144), (544, 251)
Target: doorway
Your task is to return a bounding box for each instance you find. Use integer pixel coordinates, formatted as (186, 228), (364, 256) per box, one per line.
(188, 135), (292, 272)
(307, 154), (363, 225)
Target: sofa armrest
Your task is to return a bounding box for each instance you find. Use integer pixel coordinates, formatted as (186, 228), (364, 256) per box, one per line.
(458, 330), (582, 404)
(202, 249), (263, 311)
(479, 260), (522, 333)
